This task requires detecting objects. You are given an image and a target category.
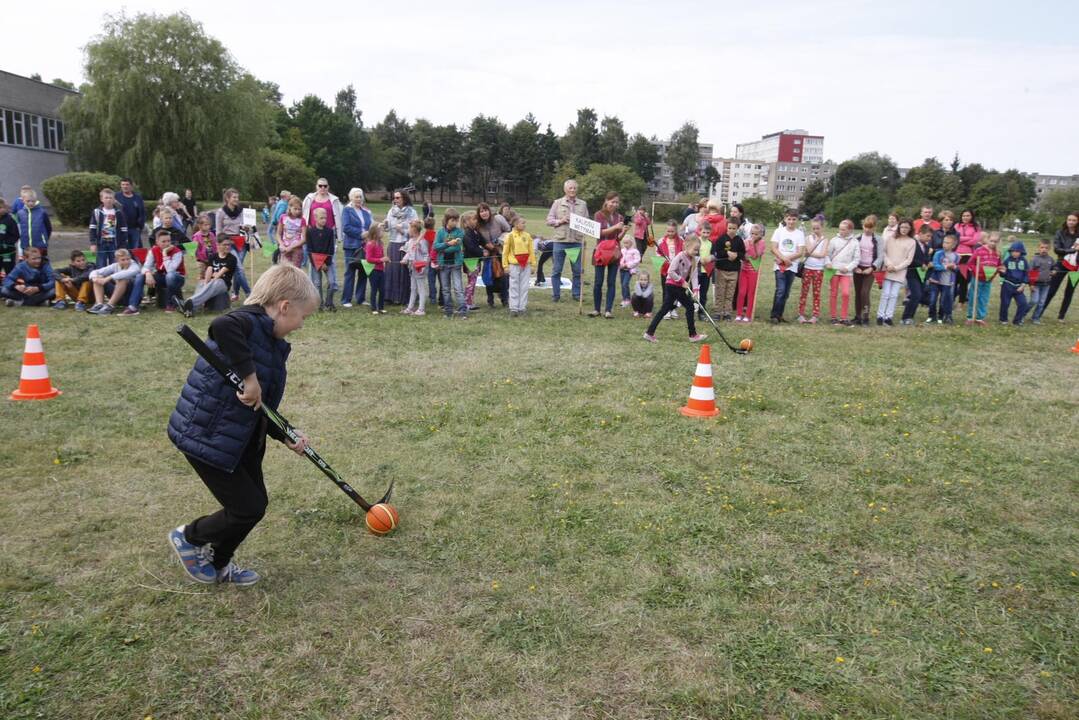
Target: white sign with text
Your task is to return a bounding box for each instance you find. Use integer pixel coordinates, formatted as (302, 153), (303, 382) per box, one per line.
(569, 213), (600, 239)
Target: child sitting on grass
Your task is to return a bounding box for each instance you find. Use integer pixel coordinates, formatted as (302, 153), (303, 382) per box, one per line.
(167, 263), (318, 586)
(643, 237), (706, 343)
(87, 248), (141, 315)
(52, 250), (96, 310)
(631, 270), (654, 318)
(402, 219), (428, 316)
(2, 247), (54, 306)
(179, 237), (236, 317)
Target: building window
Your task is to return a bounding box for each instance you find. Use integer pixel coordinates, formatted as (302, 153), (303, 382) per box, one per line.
(0, 107), (65, 152)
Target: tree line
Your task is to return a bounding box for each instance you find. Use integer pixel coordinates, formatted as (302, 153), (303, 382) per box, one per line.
(55, 11), (1072, 232)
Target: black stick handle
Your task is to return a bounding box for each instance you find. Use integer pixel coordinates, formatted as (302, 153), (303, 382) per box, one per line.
(175, 325), (392, 511)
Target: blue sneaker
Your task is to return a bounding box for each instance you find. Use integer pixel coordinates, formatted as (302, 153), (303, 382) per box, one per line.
(74, 302), (87, 312)
(168, 525), (217, 584)
(216, 561), (260, 586)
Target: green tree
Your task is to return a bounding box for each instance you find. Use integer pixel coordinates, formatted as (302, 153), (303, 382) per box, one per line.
(624, 134), (659, 185)
(373, 110), (412, 192)
(506, 115), (544, 202)
(597, 116), (628, 165)
(50, 78), (77, 91)
(900, 157), (964, 212)
(799, 178), (830, 218)
(576, 164), (646, 213)
(410, 119), (440, 197)
(833, 152), (900, 199)
(465, 115), (510, 202)
(433, 125), (465, 202)
(967, 170), (1036, 228)
(253, 148), (317, 199)
(560, 108), (600, 172)
(546, 161), (579, 203)
(957, 162), (990, 199)
(286, 93), (373, 194)
(741, 197), (788, 227)
(61, 12), (274, 198)
(1040, 187), (1079, 229)
(827, 186), (890, 226)
(666, 122), (700, 194)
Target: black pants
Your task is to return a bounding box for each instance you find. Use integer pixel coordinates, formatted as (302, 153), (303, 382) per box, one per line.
(1044, 267), (1076, 320)
(901, 270), (925, 321)
(535, 250), (552, 283)
(646, 285), (697, 337)
(486, 274), (507, 306)
(184, 429), (268, 569)
(696, 271), (711, 315)
(368, 269), (384, 311)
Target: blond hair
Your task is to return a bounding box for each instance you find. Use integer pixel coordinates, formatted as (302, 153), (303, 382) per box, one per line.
(245, 264), (320, 309)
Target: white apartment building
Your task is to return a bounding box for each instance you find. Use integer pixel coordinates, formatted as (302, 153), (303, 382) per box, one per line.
(648, 141), (714, 198)
(710, 158), (773, 206)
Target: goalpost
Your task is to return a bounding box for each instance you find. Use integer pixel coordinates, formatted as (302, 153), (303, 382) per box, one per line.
(650, 201), (692, 221)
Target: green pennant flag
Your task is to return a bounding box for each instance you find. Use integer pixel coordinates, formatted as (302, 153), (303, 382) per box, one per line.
(749, 256), (762, 272)
(262, 241), (277, 259)
(651, 254), (666, 274)
(565, 247), (581, 264)
(84, 250), (96, 264)
(361, 260), (375, 274)
(982, 265), (997, 280)
(182, 241), (197, 255)
(1069, 270), (1079, 288)
(823, 267), (836, 284)
(463, 257), (479, 272)
(915, 267), (928, 282)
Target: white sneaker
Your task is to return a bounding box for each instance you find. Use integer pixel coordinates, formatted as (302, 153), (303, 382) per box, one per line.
(735, 315), (743, 322)
(669, 311), (678, 319)
(342, 302), (353, 308)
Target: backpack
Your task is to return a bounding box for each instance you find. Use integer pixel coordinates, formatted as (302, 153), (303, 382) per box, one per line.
(593, 238), (619, 266)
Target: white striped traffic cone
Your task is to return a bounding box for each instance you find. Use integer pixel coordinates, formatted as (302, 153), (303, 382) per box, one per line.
(679, 344), (720, 418)
(10, 324), (61, 401)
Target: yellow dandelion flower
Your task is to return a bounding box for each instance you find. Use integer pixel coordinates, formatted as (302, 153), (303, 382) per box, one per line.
(32, 665), (42, 673)
(834, 656), (845, 663)
(983, 647), (993, 654)
(491, 581), (500, 590)
(1040, 671), (1052, 678)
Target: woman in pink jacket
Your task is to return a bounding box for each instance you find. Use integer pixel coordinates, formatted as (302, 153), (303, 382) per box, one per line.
(954, 208), (982, 308)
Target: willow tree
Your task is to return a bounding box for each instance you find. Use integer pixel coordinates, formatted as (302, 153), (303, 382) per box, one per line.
(61, 12), (274, 198)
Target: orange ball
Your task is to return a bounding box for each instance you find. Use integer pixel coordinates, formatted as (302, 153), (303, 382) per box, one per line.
(365, 503), (400, 535)
(740, 338), (754, 352)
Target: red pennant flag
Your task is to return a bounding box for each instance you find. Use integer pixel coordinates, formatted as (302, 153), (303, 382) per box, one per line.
(131, 248), (148, 264)
(232, 235), (246, 252)
(413, 261), (427, 272)
(958, 263), (970, 279)
(1028, 269), (1039, 284)
(515, 253), (530, 268)
(873, 270), (885, 288)
(310, 252), (329, 271)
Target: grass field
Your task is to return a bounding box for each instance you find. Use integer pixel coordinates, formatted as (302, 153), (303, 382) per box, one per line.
(1, 216), (1077, 718)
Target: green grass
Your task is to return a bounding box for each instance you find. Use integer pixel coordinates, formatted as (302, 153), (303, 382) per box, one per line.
(0, 247), (1076, 718)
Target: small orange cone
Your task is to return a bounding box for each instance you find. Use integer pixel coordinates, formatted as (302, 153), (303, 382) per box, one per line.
(1071, 337), (1079, 354)
(10, 324), (61, 401)
(679, 344), (720, 418)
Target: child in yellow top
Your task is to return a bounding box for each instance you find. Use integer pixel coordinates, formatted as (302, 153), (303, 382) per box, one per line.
(501, 215), (536, 316)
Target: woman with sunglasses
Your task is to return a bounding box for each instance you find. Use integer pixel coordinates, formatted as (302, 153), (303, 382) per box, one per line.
(301, 179), (344, 268)
(384, 190), (418, 305)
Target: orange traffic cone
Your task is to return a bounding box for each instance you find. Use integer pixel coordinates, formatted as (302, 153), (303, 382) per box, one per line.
(679, 344), (720, 418)
(10, 324), (61, 401)
(1071, 337), (1079, 354)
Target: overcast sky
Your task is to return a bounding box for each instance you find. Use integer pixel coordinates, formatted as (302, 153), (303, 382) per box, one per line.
(6, 0), (1077, 174)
